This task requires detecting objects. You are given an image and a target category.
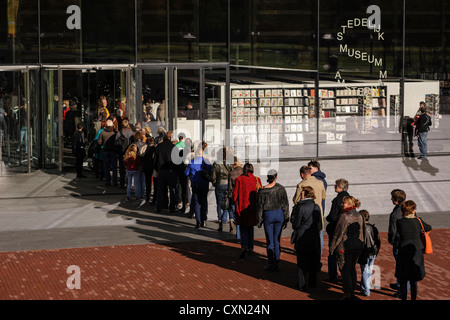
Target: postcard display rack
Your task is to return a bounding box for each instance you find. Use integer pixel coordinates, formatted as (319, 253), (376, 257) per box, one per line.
(425, 94), (440, 129)
(231, 85), (387, 145)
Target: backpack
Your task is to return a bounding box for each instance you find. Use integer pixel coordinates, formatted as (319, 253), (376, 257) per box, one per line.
(358, 223), (380, 264)
(114, 131), (130, 154)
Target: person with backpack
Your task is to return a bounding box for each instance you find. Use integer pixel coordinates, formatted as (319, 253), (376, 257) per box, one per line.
(115, 118), (134, 188)
(414, 102), (432, 159)
(358, 210), (381, 297)
(97, 119), (118, 186)
(212, 147), (234, 232)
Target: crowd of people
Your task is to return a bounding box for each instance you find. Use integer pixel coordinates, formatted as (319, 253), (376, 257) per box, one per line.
(70, 97), (433, 301)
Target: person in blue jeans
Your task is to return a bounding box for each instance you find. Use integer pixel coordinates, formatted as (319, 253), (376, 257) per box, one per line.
(123, 144), (143, 200)
(414, 102), (432, 159)
(212, 148), (234, 231)
(358, 210), (381, 297)
(256, 169), (289, 271)
(185, 147), (212, 228)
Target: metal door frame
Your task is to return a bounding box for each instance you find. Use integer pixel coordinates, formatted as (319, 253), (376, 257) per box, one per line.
(42, 64), (134, 172)
(0, 65), (39, 174)
(136, 62), (230, 140)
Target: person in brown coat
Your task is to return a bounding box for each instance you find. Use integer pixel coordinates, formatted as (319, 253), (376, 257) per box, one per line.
(329, 196), (364, 300)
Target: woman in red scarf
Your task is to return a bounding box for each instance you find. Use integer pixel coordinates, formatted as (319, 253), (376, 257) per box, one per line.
(233, 163), (262, 259)
(329, 196), (364, 300)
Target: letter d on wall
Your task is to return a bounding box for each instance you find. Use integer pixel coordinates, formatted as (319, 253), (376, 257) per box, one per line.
(66, 5), (81, 30)
(66, 265), (81, 289)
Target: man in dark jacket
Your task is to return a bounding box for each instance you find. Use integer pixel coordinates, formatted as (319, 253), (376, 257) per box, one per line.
(415, 102), (432, 159)
(97, 119), (117, 186)
(325, 178), (350, 283)
(154, 131), (178, 212)
(72, 123), (86, 178)
(387, 189), (406, 297)
(308, 159), (327, 256)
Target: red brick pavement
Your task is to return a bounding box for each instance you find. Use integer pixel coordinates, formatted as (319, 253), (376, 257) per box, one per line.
(0, 229), (449, 300)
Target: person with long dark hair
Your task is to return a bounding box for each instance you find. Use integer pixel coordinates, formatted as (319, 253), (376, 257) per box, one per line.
(257, 169), (289, 271)
(233, 163), (262, 259)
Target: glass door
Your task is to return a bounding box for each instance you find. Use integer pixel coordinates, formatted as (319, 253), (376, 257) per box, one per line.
(138, 63), (230, 156)
(174, 64), (230, 151)
(0, 66), (39, 175)
(42, 65), (135, 172)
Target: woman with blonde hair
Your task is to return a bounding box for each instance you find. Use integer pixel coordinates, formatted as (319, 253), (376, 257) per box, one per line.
(329, 196), (364, 300)
(123, 144), (143, 201)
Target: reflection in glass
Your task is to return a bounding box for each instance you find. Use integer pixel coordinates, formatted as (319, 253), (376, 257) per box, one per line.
(0, 68), (38, 174)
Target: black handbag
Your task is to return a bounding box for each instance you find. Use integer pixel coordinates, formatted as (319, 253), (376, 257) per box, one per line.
(221, 191), (231, 210)
(200, 160), (213, 182)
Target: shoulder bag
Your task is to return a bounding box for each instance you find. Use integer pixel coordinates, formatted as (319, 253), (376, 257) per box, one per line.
(417, 217), (433, 254)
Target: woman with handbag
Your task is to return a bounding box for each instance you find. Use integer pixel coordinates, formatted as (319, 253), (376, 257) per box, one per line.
(257, 169), (289, 271)
(233, 163), (262, 259)
(212, 147), (234, 232)
(395, 200), (432, 300)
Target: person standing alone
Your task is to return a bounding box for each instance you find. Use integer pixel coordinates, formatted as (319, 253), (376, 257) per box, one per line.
(414, 102), (432, 159)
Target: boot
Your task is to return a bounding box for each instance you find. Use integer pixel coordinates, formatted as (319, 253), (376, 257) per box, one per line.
(229, 220), (235, 232)
(217, 221), (223, 232)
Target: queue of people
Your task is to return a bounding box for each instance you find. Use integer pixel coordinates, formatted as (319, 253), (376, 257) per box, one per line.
(75, 106), (433, 300)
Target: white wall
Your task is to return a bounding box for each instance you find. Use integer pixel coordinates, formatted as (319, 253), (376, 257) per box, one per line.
(404, 81), (440, 117)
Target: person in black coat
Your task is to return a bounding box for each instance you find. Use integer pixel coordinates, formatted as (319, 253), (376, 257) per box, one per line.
(395, 200), (432, 300)
(325, 178), (350, 283)
(143, 137), (156, 203)
(154, 131), (177, 212)
(387, 189), (407, 297)
(72, 123), (86, 178)
(290, 186), (322, 292)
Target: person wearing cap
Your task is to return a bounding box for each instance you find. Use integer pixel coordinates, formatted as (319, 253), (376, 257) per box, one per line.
(256, 169), (289, 271)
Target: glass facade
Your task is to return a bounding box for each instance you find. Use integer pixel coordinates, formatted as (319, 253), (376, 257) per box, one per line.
(0, 0), (449, 174)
